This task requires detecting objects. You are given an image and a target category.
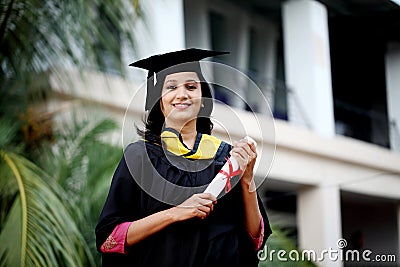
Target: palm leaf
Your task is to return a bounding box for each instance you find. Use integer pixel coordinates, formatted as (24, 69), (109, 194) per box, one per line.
(38, 116), (120, 191)
(0, 151), (95, 267)
(35, 115), (123, 264)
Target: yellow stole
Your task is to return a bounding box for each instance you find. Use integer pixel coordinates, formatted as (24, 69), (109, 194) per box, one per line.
(160, 129), (222, 159)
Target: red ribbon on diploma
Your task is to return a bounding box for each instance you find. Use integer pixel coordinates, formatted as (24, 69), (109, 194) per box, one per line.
(219, 157), (242, 193)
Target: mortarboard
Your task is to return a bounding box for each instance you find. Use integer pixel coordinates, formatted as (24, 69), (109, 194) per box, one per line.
(129, 48), (229, 111)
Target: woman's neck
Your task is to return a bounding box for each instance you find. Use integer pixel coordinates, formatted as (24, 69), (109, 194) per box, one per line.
(180, 129), (198, 150)
(165, 120), (197, 149)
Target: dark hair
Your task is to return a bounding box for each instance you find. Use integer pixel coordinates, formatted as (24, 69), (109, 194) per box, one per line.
(136, 77), (214, 144)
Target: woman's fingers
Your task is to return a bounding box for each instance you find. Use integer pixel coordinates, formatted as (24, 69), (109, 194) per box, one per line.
(237, 139), (257, 158)
(237, 139), (254, 155)
(176, 193), (217, 220)
(198, 193), (216, 212)
(198, 193), (217, 204)
(197, 205), (211, 216)
(193, 197), (213, 218)
(231, 140), (257, 161)
(230, 139), (258, 174)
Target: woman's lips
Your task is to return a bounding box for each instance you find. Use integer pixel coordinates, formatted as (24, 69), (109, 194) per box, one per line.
(172, 103), (191, 110)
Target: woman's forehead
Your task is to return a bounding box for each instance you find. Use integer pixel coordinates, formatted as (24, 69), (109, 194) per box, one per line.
(164, 72), (200, 82)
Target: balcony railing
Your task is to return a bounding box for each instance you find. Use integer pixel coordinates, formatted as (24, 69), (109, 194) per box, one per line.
(334, 99), (393, 149)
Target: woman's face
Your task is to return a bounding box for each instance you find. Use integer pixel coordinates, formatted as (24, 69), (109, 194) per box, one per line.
(160, 72), (202, 127)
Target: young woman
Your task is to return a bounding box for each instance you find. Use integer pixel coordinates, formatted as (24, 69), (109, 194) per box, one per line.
(95, 48), (271, 267)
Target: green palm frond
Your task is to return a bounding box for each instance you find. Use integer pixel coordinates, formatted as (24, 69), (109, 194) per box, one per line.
(0, 151), (95, 267)
(0, 118), (21, 152)
(38, 116), (120, 190)
(36, 115), (123, 264)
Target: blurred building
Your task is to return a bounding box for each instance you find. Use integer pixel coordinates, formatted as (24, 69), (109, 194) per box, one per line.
(50, 0), (400, 266)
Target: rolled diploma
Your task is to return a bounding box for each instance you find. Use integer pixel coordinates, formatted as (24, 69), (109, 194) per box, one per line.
(204, 156), (239, 197)
(204, 136), (257, 197)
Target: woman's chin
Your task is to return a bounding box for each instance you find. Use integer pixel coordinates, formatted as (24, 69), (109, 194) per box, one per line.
(166, 116), (197, 127)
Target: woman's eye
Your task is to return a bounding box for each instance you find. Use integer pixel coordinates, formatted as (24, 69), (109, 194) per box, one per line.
(186, 84), (198, 90)
(166, 85), (177, 90)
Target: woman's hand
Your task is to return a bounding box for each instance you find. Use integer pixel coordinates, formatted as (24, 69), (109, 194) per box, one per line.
(231, 140), (262, 239)
(230, 139), (257, 191)
(170, 193), (217, 221)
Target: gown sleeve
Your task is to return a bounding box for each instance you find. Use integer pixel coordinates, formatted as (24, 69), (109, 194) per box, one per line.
(95, 144), (142, 253)
(100, 222), (132, 253)
(248, 218), (264, 250)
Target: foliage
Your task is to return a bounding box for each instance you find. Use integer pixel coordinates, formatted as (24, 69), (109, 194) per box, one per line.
(0, 0), (140, 79)
(0, 0), (140, 153)
(0, 120), (94, 267)
(0, 0), (140, 266)
(36, 115), (123, 265)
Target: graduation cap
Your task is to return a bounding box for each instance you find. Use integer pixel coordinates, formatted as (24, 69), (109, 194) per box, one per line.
(129, 48), (229, 111)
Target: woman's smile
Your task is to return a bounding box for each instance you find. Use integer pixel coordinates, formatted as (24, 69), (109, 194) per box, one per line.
(172, 102), (192, 110)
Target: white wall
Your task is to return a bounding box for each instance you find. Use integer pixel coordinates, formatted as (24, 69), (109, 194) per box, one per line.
(133, 0), (186, 58)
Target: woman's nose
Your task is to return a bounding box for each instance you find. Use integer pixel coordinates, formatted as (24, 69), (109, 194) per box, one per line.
(175, 85), (188, 99)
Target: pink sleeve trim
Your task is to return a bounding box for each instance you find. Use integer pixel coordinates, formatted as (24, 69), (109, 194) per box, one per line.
(100, 222), (132, 254)
(248, 218), (264, 251)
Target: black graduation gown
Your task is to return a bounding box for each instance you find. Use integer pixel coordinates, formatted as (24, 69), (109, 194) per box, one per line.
(95, 137), (271, 267)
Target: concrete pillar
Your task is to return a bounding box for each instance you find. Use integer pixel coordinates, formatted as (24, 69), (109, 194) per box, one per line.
(297, 186), (343, 267)
(283, 0), (335, 137)
(385, 43), (400, 152)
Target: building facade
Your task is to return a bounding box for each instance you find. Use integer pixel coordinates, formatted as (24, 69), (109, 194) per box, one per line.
(50, 0), (400, 266)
